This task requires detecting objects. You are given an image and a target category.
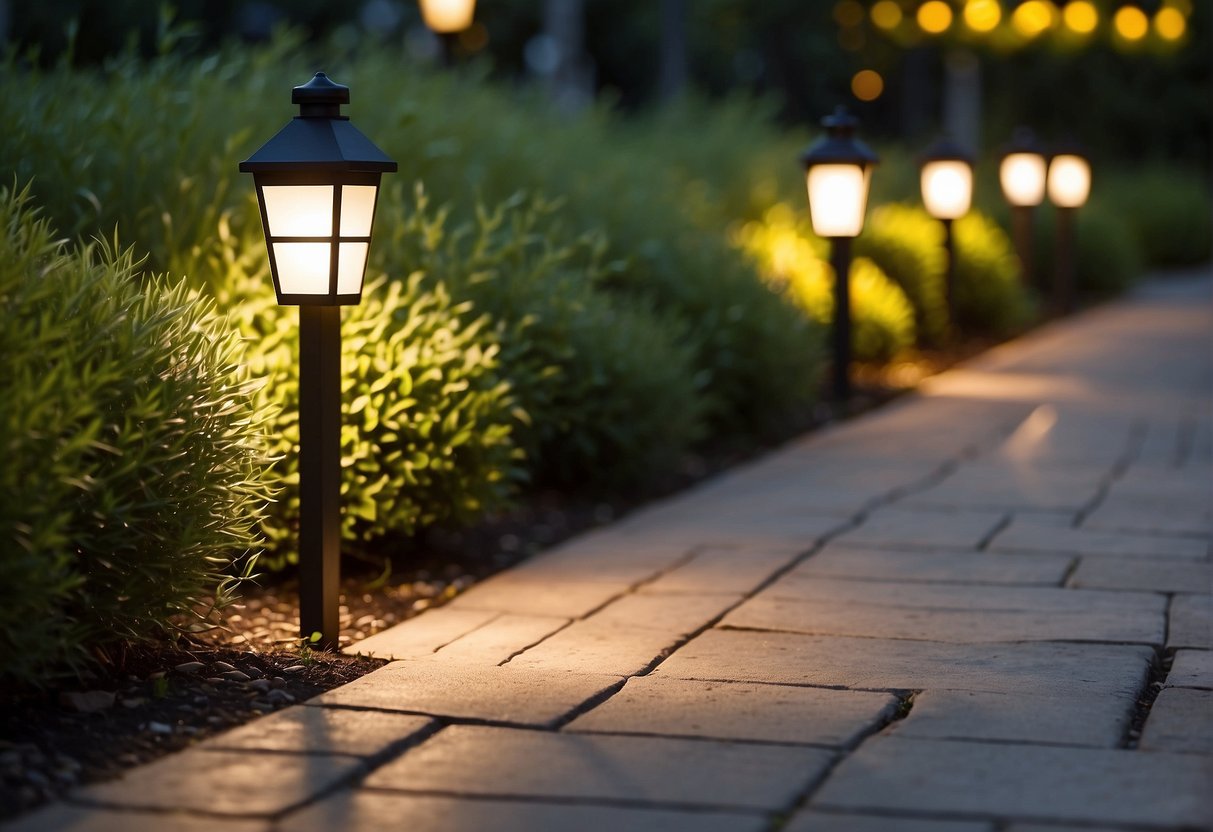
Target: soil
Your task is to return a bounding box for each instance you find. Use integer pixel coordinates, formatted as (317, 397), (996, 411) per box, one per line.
(0, 351), (972, 822)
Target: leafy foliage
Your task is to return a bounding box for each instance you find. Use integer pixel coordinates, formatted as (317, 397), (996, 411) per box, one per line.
(1101, 167), (1212, 268)
(0, 185), (275, 686)
(735, 204), (916, 363)
(210, 207), (522, 566)
(1033, 202), (1144, 299)
(857, 204), (950, 346)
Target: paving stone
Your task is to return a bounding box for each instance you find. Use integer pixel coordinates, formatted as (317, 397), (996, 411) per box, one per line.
(433, 614), (570, 664)
(783, 811), (992, 832)
(1006, 825), (1155, 832)
(892, 688), (1136, 747)
(813, 737), (1213, 827)
(364, 725), (834, 811)
(904, 461), (1104, 512)
(79, 749), (364, 816)
(0, 806), (270, 832)
(832, 507), (1007, 551)
(725, 580), (1166, 645)
(200, 705), (433, 757)
(655, 630), (1153, 697)
(638, 545), (800, 596)
(565, 676), (897, 747)
(586, 592), (739, 635)
(1169, 594), (1213, 649)
(1140, 687), (1213, 754)
(344, 608), (498, 661)
(791, 546), (1072, 586)
(445, 576), (628, 619)
(306, 662), (621, 727)
(1167, 649), (1213, 689)
(507, 618), (700, 677)
(501, 533), (688, 585)
(1084, 495), (1211, 537)
(285, 790), (767, 832)
(1070, 556), (1213, 593)
(991, 518), (1209, 560)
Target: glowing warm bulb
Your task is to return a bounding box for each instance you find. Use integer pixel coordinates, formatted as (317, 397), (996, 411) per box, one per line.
(419, 0), (477, 33)
(871, 0), (904, 29)
(1000, 153), (1047, 207)
(262, 185), (333, 236)
(807, 165), (871, 238)
(964, 0), (1002, 33)
(851, 69), (884, 102)
(1012, 0), (1055, 37)
(1155, 7), (1187, 40)
(1047, 155), (1091, 208)
(1114, 6), (1148, 40)
(1063, 0), (1098, 34)
(921, 161), (974, 220)
(918, 0), (954, 34)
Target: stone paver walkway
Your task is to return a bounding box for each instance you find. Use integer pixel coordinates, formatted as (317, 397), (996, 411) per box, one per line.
(10, 272), (1212, 831)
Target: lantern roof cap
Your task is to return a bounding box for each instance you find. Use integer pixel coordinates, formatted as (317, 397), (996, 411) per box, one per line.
(918, 135), (975, 167)
(292, 72), (350, 108)
(999, 126), (1047, 159)
(799, 106), (879, 168)
(239, 73), (397, 173)
(1048, 135), (1088, 161)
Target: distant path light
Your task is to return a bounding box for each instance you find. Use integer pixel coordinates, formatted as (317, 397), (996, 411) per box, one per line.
(918, 0), (954, 34)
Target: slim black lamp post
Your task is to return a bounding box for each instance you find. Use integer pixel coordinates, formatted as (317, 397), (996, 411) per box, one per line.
(419, 0), (478, 65)
(240, 73), (397, 648)
(1046, 142), (1091, 315)
(919, 137), (974, 328)
(998, 127), (1047, 287)
(800, 106), (879, 402)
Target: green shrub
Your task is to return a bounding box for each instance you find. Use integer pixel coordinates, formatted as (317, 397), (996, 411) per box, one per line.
(1100, 167), (1212, 268)
(1033, 202), (1144, 298)
(383, 185), (706, 488)
(860, 204), (1034, 340)
(735, 204), (916, 363)
(0, 185), (275, 686)
(209, 208), (524, 566)
(952, 211), (1036, 336)
(857, 204), (950, 345)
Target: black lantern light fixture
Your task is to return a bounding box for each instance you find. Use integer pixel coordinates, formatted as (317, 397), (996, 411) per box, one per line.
(998, 127), (1047, 286)
(919, 136), (975, 327)
(1046, 139), (1091, 315)
(800, 105), (879, 401)
(240, 73), (397, 648)
(419, 0), (478, 64)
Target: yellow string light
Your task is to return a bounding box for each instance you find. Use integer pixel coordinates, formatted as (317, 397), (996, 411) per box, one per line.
(964, 0), (1002, 33)
(918, 0), (954, 34)
(1062, 0), (1098, 35)
(1114, 5), (1149, 41)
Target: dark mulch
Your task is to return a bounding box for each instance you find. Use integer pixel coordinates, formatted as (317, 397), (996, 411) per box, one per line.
(0, 352), (977, 822)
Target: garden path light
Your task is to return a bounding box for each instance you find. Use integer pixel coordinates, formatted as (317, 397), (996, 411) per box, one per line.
(240, 73), (397, 648)
(919, 136), (975, 327)
(800, 105), (879, 401)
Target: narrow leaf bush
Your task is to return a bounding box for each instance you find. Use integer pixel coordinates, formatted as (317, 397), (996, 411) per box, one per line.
(0, 185), (275, 686)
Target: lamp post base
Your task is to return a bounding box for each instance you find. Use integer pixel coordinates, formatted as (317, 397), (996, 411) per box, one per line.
(1012, 205), (1034, 288)
(298, 305), (342, 650)
(829, 237), (853, 402)
(1054, 206), (1076, 315)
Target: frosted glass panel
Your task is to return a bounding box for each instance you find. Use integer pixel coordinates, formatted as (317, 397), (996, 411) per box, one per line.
(340, 186), (378, 236)
(921, 161), (973, 220)
(419, 0), (476, 32)
(273, 243), (332, 294)
(806, 164), (870, 238)
(337, 243), (369, 295)
(999, 153), (1047, 207)
(263, 185), (333, 236)
(1047, 155), (1091, 208)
